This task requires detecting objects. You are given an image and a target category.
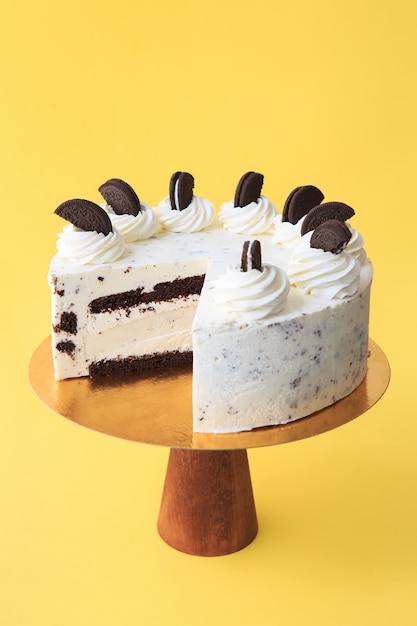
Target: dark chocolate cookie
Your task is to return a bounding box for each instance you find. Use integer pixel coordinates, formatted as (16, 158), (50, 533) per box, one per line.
(98, 178), (141, 216)
(169, 171), (195, 211)
(234, 172), (264, 208)
(55, 199), (113, 236)
(310, 219), (352, 254)
(301, 201), (355, 235)
(241, 240), (262, 272)
(282, 185), (324, 224)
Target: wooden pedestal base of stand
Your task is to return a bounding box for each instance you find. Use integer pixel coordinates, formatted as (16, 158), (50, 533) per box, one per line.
(157, 449), (258, 556)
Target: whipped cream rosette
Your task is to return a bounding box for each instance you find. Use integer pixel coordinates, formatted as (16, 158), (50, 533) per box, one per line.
(154, 171), (216, 233)
(212, 240), (290, 320)
(301, 222), (367, 265)
(102, 201), (159, 242)
(98, 177), (159, 242)
(287, 226), (361, 299)
(219, 172), (277, 234)
(54, 198), (125, 265)
(56, 223), (125, 265)
(218, 196), (277, 234)
(271, 214), (305, 246)
(155, 195), (215, 232)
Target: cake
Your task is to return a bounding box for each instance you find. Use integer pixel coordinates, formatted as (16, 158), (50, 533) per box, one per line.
(48, 173), (372, 433)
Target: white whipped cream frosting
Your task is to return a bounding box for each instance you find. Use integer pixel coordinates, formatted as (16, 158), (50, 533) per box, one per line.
(102, 202), (159, 242)
(298, 222), (367, 265)
(272, 214), (305, 245)
(218, 196), (278, 234)
(286, 233), (361, 298)
(345, 224), (367, 265)
(154, 195), (215, 232)
(56, 223), (125, 265)
(212, 264), (290, 321)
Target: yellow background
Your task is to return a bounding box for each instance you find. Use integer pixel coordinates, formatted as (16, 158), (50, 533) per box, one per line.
(1, 0), (416, 624)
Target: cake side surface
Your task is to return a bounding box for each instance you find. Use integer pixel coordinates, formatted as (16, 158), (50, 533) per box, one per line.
(192, 260), (372, 433)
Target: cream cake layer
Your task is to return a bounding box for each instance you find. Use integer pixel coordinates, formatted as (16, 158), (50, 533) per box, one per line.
(49, 232), (210, 380)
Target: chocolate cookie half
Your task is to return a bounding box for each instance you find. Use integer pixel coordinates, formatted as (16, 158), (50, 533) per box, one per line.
(169, 171), (195, 211)
(55, 199), (113, 236)
(282, 185), (324, 224)
(301, 201), (355, 235)
(310, 219), (352, 254)
(241, 240), (262, 272)
(234, 172), (264, 208)
(99, 178), (141, 216)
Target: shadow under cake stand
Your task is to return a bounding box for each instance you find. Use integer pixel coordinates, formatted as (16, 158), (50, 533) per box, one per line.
(29, 337), (390, 557)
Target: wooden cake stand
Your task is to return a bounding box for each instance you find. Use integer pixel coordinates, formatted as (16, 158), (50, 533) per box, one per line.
(29, 337), (390, 557)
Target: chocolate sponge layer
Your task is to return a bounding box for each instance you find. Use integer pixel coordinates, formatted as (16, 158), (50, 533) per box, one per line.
(88, 275), (205, 314)
(89, 350), (193, 377)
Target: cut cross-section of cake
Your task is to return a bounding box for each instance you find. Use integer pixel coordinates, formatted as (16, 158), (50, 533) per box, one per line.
(49, 230), (211, 379)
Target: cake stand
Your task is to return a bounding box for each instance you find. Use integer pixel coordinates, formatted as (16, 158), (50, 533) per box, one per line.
(29, 337), (390, 557)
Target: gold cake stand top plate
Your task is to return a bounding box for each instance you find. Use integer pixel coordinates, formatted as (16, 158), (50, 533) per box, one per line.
(29, 337), (390, 450)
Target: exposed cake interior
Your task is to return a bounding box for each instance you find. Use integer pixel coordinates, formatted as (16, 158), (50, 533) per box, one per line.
(49, 233), (210, 380)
